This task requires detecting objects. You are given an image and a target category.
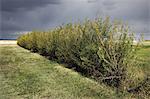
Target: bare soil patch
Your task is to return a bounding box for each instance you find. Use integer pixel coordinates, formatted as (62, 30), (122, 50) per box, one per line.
(0, 40), (17, 46)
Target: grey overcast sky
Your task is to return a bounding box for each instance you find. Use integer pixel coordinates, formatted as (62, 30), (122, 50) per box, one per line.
(0, 0), (150, 39)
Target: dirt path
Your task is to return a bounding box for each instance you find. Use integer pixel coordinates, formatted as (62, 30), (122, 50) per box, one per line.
(0, 40), (17, 46)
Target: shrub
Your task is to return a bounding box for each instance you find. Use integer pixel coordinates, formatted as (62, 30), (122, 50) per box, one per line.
(17, 17), (138, 91)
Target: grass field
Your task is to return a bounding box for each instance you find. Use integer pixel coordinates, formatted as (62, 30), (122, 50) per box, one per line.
(137, 45), (150, 75)
(0, 43), (149, 98)
(0, 45), (119, 99)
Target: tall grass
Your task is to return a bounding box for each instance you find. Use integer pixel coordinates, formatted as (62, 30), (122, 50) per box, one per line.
(17, 17), (139, 92)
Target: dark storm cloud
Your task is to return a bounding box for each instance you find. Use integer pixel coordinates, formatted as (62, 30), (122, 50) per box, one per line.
(1, 0), (61, 12)
(87, 0), (98, 3)
(1, 0), (62, 32)
(102, 0), (116, 7)
(93, 0), (149, 33)
(0, 0), (149, 39)
(2, 22), (23, 31)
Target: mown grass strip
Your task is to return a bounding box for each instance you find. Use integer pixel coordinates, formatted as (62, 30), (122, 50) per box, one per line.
(0, 46), (120, 99)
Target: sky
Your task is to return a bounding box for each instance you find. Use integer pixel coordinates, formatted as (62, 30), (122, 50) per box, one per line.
(0, 0), (150, 39)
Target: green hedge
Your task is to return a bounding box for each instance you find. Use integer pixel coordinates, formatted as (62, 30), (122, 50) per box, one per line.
(17, 17), (137, 89)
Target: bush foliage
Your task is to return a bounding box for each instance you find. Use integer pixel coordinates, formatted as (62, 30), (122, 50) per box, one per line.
(17, 17), (138, 90)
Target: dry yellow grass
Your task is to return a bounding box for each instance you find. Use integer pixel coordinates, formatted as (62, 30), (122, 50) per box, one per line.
(0, 40), (17, 45)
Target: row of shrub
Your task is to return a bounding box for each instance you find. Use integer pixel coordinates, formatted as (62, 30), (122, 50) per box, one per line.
(17, 17), (137, 91)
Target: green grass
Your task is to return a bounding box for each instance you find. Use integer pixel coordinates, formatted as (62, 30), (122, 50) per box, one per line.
(0, 44), (149, 99)
(0, 45), (119, 99)
(137, 43), (150, 75)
